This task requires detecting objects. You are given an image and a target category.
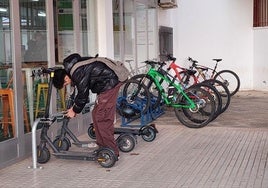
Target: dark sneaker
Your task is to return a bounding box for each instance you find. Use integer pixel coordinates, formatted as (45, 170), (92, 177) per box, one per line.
(116, 155), (120, 161)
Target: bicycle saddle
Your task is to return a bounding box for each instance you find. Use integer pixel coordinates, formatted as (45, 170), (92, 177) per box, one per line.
(212, 59), (222, 62)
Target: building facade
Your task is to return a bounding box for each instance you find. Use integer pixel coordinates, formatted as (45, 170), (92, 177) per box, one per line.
(0, 0), (267, 169)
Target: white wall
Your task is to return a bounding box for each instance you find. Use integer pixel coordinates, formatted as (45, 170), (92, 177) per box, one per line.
(253, 28), (268, 90)
(158, 0), (255, 90)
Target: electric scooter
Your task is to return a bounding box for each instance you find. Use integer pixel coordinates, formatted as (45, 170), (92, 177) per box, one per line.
(88, 123), (158, 143)
(34, 67), (117, 168)
(52, 88), (137, 153)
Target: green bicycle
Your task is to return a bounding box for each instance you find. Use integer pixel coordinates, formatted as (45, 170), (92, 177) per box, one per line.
(122, 60), (216, 128)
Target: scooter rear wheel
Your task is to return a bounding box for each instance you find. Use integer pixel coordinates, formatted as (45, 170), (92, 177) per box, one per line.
(141, 126), (156, 142)
(96, 148), (117, 168)
(88, 125), (96, 140)
(117, 134), (136, 152)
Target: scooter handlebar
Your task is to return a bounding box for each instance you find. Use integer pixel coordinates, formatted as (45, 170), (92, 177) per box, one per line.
(51, 111), (68, 120)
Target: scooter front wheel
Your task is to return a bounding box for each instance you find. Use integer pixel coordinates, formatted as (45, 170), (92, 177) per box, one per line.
(53, 137), (70, 151)
(37, 146), (51, 164)
(96, 148), (117, 168)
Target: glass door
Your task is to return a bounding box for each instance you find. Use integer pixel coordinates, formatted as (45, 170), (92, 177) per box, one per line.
(57, 0), (74, 63)
(0, 0), (13, 141)
(113, 0), (157, 75)
(20, 0), (48, 127)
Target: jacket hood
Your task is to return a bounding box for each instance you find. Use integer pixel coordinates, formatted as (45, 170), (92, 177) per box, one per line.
(63, 53), (81, 74)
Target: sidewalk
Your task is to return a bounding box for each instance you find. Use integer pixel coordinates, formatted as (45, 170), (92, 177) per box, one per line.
(0, 90), (268, 188)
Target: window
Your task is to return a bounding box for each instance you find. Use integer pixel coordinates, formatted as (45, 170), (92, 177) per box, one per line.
(159, 26), (173, 61)
(253, 0), (268, 27)
(113, 0), (158, 70)
(20, 0), (47, 62)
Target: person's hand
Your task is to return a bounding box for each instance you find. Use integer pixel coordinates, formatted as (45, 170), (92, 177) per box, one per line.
(66, 107), (76, 118)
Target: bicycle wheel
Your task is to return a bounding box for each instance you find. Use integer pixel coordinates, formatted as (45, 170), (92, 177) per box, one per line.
(120, 79), (151, 119)
(130, 74), (162, 109)
(194, 82), (222, 120)
(202, 79), (231, 114)
(214, 70), (240, 96)
(174, 85), (216, 128)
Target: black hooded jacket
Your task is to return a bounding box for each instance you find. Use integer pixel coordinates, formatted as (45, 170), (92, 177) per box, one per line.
(63, 54), (119, 113)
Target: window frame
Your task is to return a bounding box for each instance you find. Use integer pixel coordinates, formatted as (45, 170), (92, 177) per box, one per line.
(253, 0), (268, 27)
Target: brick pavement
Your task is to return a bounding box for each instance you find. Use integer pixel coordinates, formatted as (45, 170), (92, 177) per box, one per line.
(0, 90), (268, 188)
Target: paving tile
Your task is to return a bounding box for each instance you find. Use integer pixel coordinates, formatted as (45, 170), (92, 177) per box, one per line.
(0, 90), (268, 188)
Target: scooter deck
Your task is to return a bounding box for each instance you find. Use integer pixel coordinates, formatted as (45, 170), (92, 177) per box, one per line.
(52, 151), (96, 161)
(114, 127), (141, 135)
(72, 141), (95, 148)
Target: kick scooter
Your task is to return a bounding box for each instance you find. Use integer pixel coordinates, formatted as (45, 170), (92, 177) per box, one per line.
(53, 89), (137, 153)
(88, 123), (157, 142)
(34, 67), (117, 168)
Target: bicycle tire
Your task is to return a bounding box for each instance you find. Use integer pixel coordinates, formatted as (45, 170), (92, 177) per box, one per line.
(174, 85), (216, 128)
(120, 79), (151, 119)
(214, 70), (240, 96)
(202, 79), (231, 114)
(130, 74), (162, 109)
(194, 82), (222, 120)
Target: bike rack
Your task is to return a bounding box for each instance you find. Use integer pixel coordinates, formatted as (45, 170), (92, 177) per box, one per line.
(28, 118), (42, 169)
(118, 96), (164, 127)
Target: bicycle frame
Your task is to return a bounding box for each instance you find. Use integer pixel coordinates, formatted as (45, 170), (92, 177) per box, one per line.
(193, 65), (216, 81)
(168, 60), (188, 81)
(188, 57), (222, 81)
(168, 60), (199, 84)
(144, 65), (196, 109)
(166, 57), (218, 85)
(125, 59), (148, 77)
(129, 59), (217, 128)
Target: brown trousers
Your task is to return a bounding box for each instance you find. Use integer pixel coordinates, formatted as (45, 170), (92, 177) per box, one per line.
(92, 82), (122, 156)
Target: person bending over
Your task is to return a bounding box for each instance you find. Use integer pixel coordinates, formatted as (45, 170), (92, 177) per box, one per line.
(52, 53), (128, 159)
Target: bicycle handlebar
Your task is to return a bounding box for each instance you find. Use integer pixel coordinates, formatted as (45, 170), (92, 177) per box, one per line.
(143, 54), (177, 67)
(51, 111), (68, 119)
(188, 57), (198, 66)
(188, 57), (210, 72)
(167, 54), (176, 61)
(143, 60), (166, 67)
